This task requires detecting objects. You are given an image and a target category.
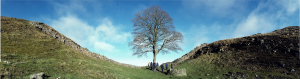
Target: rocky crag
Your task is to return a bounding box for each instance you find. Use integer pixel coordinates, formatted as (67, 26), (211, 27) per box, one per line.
(30, 21), (140, 68)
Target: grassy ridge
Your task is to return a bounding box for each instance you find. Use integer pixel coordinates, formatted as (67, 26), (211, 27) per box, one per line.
(174, 51), (297, 79)
(0, 16), (177, 79)
(1, 16), (299, 79)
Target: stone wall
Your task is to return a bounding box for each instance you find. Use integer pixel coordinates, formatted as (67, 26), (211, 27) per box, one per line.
(30, 21), (140, 68)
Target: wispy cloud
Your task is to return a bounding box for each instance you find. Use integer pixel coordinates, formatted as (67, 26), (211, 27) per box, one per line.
(48, 1), (131, 54)
(94, 41), (117, 53)
(94, 18), (131, 43)
(50, 14), (93, 47)
(276, 0), (299, 15)
(184, 24), (210, 47)
(233, 0), (299, 38)
(182, 0), (299, 39)
(233, 13), (275, 38)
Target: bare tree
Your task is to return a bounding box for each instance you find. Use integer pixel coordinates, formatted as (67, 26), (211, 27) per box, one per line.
(128, 5), (183, 65)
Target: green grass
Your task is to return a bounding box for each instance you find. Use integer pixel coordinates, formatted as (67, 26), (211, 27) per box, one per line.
(174, 51), (298, 79)
(1, 16), (299, 79)
(0, 16), (185, 79)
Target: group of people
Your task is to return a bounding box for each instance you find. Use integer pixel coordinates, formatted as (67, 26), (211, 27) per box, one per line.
(148, 62), (173, 73)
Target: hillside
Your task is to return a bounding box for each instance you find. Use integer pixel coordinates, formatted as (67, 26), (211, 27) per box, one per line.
(29, 20), (140, 69)
(0, 16), (176, 79)
(169, 26), (300, 78)
(1, 16), (299, 79)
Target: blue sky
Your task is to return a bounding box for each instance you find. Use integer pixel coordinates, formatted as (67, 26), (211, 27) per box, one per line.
(2, 0), (299, 66)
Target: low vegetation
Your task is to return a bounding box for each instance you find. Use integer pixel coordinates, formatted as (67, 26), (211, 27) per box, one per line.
(0, 16), (175, 79)
(1, 16), (299, 79)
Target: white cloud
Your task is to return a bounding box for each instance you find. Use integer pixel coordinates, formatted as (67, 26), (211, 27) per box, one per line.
(275, 0), (299, 15)
(232, 0), (298, 38)
(94, 42), (118, 53)
(50, 14), (94, 47)
(95, 18), (131, 43)
(47, 1), (131, 54)
(233, 13), (274, 38)
(49, 13), (130, 54)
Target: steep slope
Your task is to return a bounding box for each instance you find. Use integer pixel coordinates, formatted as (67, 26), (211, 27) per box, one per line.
(170, 26), (300, 78)
(0, 16), (175, 79)
(29, 21), (140, 68)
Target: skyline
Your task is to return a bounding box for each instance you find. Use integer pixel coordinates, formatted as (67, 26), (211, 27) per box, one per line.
(2, 0), (299, 66)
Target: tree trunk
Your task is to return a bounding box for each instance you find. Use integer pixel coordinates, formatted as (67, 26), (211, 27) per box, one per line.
(153, 52), (156, 65)
(153, 46), (157, 63)
(153, 45), (157, 70)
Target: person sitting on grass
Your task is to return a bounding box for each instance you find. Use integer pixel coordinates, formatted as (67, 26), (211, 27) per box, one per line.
(160, 64), (164, 73)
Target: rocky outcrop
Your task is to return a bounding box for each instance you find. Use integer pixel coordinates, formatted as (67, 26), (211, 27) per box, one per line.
(169, 68), (187, 76)
(2, 60), (11, 64)
(30, 21), (140, 68)
(30, 72), (45, 79)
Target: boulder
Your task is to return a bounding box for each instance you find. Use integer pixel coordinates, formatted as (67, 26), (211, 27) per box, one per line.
(3, 61), (11, 64)
(255, 75), (261, 79)
(169, 68), (187, 76)
(220, 48), (224, 52)
(167, 68), (172, 74)
(291, 69), (295, 72)
(30, 72), (45, 79)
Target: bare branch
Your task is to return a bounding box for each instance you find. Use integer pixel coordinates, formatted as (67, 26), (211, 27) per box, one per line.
(129, 5), (184, 63)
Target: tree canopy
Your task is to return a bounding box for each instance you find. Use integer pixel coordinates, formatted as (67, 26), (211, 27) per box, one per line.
(129, 5), (183, 64)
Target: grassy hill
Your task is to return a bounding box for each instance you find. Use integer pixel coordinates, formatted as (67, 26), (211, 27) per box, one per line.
(0, 16), (177, 79)
(1, 16), (299, 79)
(172, 26), (300, 78)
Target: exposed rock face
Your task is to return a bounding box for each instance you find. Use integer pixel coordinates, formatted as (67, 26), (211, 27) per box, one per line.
(30, 72), (45, 79)
(30, 21), (140, 68)
(169, 68), (187, 76)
